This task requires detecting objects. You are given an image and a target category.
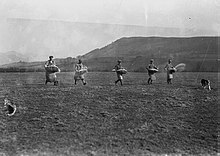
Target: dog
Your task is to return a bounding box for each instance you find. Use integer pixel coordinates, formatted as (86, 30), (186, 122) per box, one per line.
(4, 98), (16, 116)
(201, 79), (211, 90)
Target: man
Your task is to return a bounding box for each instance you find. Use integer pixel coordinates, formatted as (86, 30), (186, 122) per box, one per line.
(74, 59), (87, 85)
(164, 59), (174, 84)
(114, 60), (124, 86)
(45, 56), (58, 85)
(146, 59), (158, 84)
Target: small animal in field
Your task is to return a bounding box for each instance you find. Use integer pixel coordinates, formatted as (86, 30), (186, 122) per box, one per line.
(4, 98), (17, 116)
(201, 79), (211, 90)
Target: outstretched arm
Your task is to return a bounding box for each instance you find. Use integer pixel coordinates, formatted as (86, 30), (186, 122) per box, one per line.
(75, 65), (77, 71)
(164, 64), (168, 71)
(75, 64), (80, 71)
(53, 61), (56, 66)
(44, 61), (48, 68)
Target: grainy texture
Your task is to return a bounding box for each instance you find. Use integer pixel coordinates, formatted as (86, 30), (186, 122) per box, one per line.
(0, 72), (218, 156)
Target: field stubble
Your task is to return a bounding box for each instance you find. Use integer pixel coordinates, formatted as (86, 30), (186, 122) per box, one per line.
(0, 72), (218, 156)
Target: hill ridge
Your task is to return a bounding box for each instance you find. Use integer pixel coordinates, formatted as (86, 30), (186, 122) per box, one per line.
(0, 36), (219, 72)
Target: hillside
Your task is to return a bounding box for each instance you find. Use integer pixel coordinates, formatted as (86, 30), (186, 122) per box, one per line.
(4, 17), (207, 61)
(0, 36), (219, 72)
(0, 51), (30, 65)
(83, 37), (217, 58)
(82, 36), (219, 72)
(0, 57), (77, 72)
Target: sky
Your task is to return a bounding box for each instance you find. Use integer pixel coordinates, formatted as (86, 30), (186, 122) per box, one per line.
(0, 0), (219, 61)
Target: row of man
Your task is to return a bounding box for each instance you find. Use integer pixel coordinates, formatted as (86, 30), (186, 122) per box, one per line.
(44, 56), (176, 86)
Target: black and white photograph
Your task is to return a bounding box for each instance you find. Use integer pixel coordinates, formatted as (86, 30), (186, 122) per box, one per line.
(0, 0), (219, 155)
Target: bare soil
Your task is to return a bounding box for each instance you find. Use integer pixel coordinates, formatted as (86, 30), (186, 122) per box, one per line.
(0, 72), (218, 156)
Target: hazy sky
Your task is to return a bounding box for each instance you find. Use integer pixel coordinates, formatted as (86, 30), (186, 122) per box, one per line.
(0, 0), (219, 60)
(1, 0), (219, 28)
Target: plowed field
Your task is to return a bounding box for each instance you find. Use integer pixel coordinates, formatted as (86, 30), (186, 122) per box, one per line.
(0, 72), (218, 156)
